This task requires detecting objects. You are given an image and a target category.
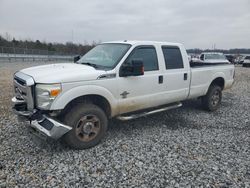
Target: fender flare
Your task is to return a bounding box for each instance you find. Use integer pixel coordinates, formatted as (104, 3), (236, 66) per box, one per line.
(205, 72), (225, 93)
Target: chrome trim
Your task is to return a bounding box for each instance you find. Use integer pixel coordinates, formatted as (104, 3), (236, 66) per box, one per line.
(13, 72), (35, 110)
(97, 73), (116, 80)
(12, 98), (37, 116)
(117, 102), (182, 121)
(26, 85), (34, 110)
(30, 115), (72, 140)
(12, 97), (25, 105)
(15, 71), (35, 86)
(14, 79), (26, 92)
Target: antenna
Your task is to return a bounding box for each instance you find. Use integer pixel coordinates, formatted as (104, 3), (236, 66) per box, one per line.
(72, 30), (74, 44)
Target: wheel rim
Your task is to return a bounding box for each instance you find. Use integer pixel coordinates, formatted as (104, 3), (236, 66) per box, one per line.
(75, 114), (101, 142)
(211, 90), (220, 107)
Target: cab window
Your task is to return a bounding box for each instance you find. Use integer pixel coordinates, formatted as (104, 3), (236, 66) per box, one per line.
(125, 46), (159, 71)
(162, 46), (184, 69)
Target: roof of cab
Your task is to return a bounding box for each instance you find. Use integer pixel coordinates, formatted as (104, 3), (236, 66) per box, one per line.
(103, 40), (182, 46)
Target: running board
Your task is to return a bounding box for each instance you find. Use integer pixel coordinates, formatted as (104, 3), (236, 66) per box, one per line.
(116, 102), (182, 121)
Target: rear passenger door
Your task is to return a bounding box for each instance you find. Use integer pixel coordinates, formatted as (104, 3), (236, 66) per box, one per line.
(159, 46), (190, 103)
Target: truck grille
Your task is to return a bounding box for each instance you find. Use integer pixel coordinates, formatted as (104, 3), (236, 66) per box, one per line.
(13, 72), (35, 110)
(14, 77), (26, 86)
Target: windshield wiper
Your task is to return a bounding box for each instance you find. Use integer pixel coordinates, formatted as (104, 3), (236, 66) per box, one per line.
(79, 62), (98, 68)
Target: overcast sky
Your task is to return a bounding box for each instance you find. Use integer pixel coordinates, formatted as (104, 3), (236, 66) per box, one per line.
(0, 0), (249, 49)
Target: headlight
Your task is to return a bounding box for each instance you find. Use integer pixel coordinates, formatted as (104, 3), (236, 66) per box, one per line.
(36, 84), (61, 109)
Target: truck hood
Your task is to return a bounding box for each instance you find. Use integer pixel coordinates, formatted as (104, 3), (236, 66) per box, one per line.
(20, 63), (106, 83)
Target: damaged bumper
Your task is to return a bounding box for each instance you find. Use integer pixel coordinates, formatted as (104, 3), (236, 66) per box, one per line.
(12, 97), (72, 140)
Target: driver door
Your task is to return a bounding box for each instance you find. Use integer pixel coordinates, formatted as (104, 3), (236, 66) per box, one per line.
(117, 46), (162, 114)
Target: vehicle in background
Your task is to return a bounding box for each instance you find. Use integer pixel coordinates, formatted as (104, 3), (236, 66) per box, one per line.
(239, 57), (245, 64)
(190, 57), (200, 63)
(234, 55), (244, 64)
(225, 54), (235, 64)
(242, 56), (250, 67)
(199, 52), (230, 64)
(188, 54), (200, 63)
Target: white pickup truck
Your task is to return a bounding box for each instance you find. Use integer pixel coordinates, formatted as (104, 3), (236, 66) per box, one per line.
(12, 41), (235, 149)
(199, 52), (230, 64)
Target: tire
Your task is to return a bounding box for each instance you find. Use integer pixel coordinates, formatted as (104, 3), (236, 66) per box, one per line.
(201, 85), (222, 111)
(243, 64), (245, 67)
(62, 103), (108, 149)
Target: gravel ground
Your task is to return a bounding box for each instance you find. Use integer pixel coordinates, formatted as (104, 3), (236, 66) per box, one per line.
(0, 62), (250, 187)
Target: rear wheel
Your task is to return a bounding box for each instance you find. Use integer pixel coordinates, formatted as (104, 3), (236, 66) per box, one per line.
(201, 85), (222, 111)
(62, 103), (108, 149)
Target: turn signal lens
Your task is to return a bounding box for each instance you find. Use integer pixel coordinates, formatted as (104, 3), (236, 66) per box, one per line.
(50, 89), (61, 97)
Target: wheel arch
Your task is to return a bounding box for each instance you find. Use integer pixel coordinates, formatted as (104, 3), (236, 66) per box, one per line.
(202, 76), (225, 96)
(61, 94), (112, 118)
(210, 77), (225, 90)
(50, 85), (118, 117)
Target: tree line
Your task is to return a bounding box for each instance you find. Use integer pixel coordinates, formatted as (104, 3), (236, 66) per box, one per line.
(1, 33), (250, 55)
(0, 33), (97, 55)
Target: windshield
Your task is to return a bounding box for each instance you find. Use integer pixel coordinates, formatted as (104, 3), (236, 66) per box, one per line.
(205, 54), (226, 60)
(245, 56), (250, 60)
(77, 43), (131, 69)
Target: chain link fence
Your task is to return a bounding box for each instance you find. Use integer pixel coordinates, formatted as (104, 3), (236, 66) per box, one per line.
(0, 46), (74, 62)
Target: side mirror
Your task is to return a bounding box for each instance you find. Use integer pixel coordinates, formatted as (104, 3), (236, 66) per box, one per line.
(120, 60), (144, 77)
(74, 55), (81, 63)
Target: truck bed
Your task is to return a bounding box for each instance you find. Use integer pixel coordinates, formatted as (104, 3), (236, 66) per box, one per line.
(188, 63), (234, 99)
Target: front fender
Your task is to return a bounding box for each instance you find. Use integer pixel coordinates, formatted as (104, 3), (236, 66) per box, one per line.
(50, 85), (118, 116)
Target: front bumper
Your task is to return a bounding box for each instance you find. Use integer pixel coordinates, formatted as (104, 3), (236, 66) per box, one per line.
(29, 116), (72, 140)
(12, 97), (72, 140)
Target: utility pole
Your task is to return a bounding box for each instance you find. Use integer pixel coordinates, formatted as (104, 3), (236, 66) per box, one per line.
(212, 43), (216, 51)
(71, 30), (74, 44)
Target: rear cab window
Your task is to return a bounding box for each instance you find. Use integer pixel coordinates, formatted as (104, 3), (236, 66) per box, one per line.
(161, 46), (184, 69)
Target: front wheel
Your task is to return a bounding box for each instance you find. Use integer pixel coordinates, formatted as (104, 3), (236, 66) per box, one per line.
(62, 103), (108, 149)
(201, 85), (222, 111)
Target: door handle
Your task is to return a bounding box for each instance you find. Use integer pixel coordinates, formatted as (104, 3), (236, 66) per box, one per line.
(184, 73), (188, 80)
(159, 75), (163, 84)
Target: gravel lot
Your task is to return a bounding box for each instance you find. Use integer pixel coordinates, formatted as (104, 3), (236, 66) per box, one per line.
(0, 61), (249, 187)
